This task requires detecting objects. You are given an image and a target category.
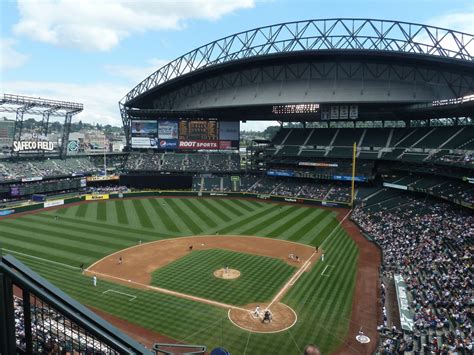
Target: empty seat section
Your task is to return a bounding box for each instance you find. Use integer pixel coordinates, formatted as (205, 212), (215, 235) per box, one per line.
(332, 129), (363, 146)
(361, 129), (390, 147)
(270, 129), (291, 145)
(306, 128), (337, 146)
(284, 129), (311, 145)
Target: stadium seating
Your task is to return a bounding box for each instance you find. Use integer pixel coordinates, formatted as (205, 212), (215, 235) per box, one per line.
(124, 152), (240, 173)
(0, 157), (98, 182)
(266, 126), (474, 166)
(353, 195), (472, 354)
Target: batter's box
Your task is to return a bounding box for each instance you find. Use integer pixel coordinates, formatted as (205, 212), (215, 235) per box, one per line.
(103, 289), (137, 301)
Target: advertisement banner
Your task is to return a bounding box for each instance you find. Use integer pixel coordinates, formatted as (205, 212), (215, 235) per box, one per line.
(22, 176), (43, 182)
(218, 141), (232, 150)
(383, 182), (408, 190)
(80, 177), (87, 187)
(44, 199), (65, 208)
(158, 139), (178, 149)
(131, 136), (159, 149)
(158, 121), (179, 139)
(13, 141), (54, 152)
(178, 140), (219, 150)
(86, 176), (119, 181)
(330, 106), (339, 119)
(219, 121), (239, 140)
(85, 194), (109, 201)
(267, 170), (295, 177)
(298, 162), (339, 167)
(333, 175), (367, 182)
(0, 209), (15, 216)
(394, 274), (414, 332)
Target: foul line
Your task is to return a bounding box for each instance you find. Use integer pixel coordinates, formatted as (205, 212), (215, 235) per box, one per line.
(265, 209), (352, 312)
(2, 249), (80, 270)
(321, 265), (334, 277)
(320, 209), (352, 248)
(89, 271), (248, 312)
(267, 250), (316, 310)
(102, 289), (136, 301)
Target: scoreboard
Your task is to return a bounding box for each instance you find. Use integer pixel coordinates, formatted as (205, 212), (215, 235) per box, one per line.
(131, 118), (239, 151)
(179, 120), (218, 141)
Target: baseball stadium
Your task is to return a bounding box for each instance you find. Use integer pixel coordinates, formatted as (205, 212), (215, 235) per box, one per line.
(0, 18), (473, 355)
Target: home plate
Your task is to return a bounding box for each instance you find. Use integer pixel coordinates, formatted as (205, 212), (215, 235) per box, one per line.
(356, 334), (370, 343)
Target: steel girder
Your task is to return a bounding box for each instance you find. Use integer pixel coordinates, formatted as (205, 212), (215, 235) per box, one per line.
(121, 18), (474, 105)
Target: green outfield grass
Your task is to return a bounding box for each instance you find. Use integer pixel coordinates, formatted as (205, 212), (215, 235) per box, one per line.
(151, 249), (296, 305)
(0, 197), (358, 354)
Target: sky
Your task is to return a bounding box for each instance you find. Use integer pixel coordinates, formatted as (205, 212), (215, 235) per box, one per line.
(0, 0), (473, 131)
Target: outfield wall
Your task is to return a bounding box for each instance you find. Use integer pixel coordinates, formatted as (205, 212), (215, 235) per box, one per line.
(0, 191), (350, 217)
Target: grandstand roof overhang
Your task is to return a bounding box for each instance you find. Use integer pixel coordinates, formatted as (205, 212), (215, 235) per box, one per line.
(119, 18), (474, 141)
(125, 49), (474, 110)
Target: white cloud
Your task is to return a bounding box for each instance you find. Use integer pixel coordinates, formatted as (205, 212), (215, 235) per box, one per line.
(13, 0), (255, 51)
(105, 58), (170, 83)
(420, 12), (474, 56)
(0, 38), (29, 70)
(0, 81), (129, 126)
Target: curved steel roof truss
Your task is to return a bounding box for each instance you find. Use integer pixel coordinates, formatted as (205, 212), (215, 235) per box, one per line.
(121, 18), (474, 105)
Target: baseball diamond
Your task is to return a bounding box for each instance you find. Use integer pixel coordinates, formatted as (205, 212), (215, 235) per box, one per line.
(0, 197), (379, 354)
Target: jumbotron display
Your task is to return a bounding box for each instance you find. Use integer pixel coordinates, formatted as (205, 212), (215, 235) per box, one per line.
(130, 119), (239, 150)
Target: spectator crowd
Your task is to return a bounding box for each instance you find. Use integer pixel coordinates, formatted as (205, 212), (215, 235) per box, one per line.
(353, 198), (473, 354)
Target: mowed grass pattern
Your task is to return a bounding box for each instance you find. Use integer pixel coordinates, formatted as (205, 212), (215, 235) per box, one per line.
(151, 249), (295, 305)
(0, 197), (358, 354)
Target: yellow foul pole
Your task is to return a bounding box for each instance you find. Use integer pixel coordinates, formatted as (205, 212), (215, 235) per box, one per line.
(351, 142), (357, 207)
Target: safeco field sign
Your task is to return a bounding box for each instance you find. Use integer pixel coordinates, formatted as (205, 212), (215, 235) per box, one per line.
(13, 141), (54, 152)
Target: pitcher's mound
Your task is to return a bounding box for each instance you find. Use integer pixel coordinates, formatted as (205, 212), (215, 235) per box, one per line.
(228, 303), (297, 333)
(214, 268), (241, 279)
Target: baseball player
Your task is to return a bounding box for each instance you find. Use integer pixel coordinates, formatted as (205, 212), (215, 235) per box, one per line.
(254, 305), (260, 317)
(92, 275), (97, 287)
(118, 256), (122, 265)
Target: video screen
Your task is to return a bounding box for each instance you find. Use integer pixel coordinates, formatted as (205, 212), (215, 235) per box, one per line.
(131, 120), (157, 137)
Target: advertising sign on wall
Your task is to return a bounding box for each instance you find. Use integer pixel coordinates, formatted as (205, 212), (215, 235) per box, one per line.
(131, 136), (159, 148)
(85, 194), (110, 201)
(0, 209), (15, 216)
(178, 140), (219, 150)
(13, 141), (54, 152)
(158, 139), (178, 149)
(330, 106), (339, 119)
(44, 199), (65, 208)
